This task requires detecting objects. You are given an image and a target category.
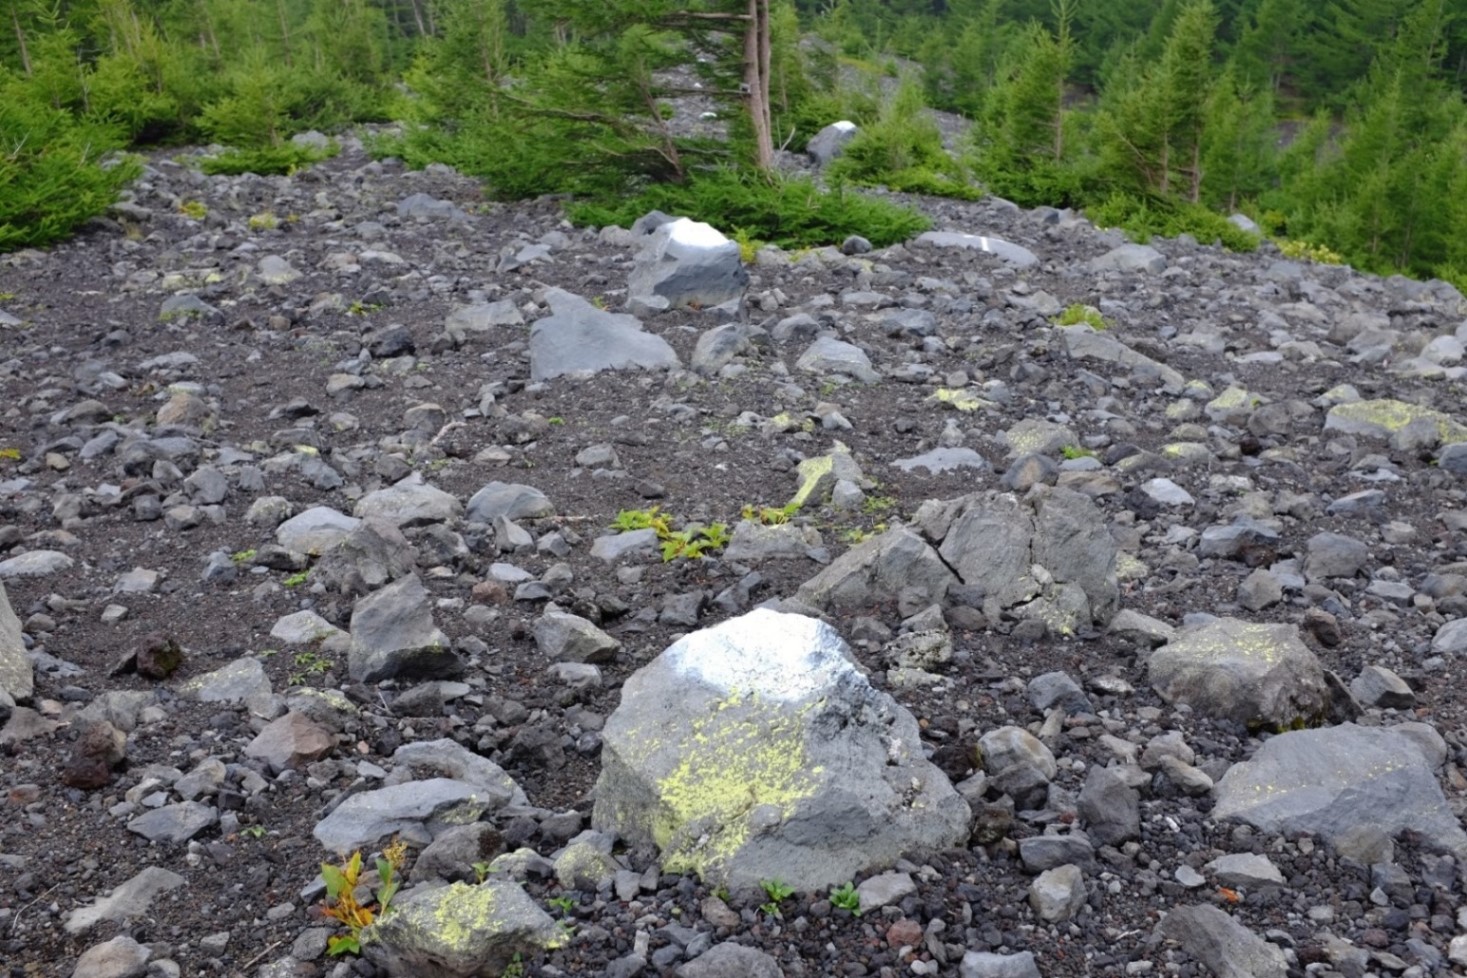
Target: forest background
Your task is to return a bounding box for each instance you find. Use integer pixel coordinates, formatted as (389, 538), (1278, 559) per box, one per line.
(2, 0), (1466, 292)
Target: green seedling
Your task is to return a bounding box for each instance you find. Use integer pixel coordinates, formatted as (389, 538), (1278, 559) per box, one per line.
(247, 212), (278, 231)
(547, 895), (575, 914)
(830, 882), (861, 913)
(283, 571), (309, 588)
(610, 506), (670, 534)
(1052, 303), (1109, 330)
(472, 861), (492, 883)
(759, 878), (795, 914)
(741, 501), (798, 525)
(230, 549), (256, 564)
(347, 300), (384, 315)
(179, 200), (207, 221)
(241, 824), (267, 839)
(1060, 445), (1095, 460)
(321, 840), (406, 956)
(0, 447), (20, 461)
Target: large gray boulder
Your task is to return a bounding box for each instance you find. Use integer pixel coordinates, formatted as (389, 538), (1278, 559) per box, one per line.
(593, 609), (971, 894)
(1213, 722), (1467, 858)
(347, 574), (460, 683)
(919, 486), (1120, 630)
(1156, 904), (1288, 978)
(0, 581), (31, 704)
(361, 880), (565, 978)
(315, 519), (419, 598)
(627, 218), (748, 316)
(530, 289), (679, 382)
(1147, 618), (1330, 730)
(807, 120), (858, 165)
(314, 779), (495, 856)
(353, 474), (462, 527)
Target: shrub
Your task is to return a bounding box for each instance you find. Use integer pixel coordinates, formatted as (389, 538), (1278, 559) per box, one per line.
(826, 78), (978, 199)
(1085, 192), (1260, 253)
(199, 142), (338, 177)
(0, 96), (141, 252)
(565, 170), (930, 251)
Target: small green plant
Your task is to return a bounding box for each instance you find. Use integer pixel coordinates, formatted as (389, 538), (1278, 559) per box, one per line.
(0, 447), (21, 462)
(1275, 238), (1345, 264)
(230, 549), (256, 564)
(347, 300), (384, 315)
(247, 212), (279, 231)
(830, 882), (861, 913)
(0, 291), (16, 301)
(321, 840), (406, 956)
(591, 295), (609, 310)
(1052, 304), (1109, 330)
(179, 200), (207, 221)
(862, 494), (895, 515)
(547, 416), (565, 426)
(732, 226), (762, 263)
(741, 502), (799, 525)
(502, 953), (525, 978)
(200, 142), (338, 177)
(473, 861), (492, 883)
(1059, 444), (1095, 460)
(759, 878), (795, 914)
(659, 524), (729, 562)
(283, 571), (309, 588)
(611, 506), (671, 534)
(547, 895), (576, 914)
(241, 824), (267, 839)
(289, 650), (331, 685)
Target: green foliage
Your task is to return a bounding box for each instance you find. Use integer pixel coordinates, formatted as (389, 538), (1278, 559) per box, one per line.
(829, 882), (861, 913)
(321, 842), (406, 956)
(1053, 304), (1108, 330)
(566, 170), (929, 251)
(0, 92), (140, 252)
(199, 142), (338, 177)
(1086, 192), (1260, 252)
(283, 571), (309, 588)
(760, 877), (795, 914)
(547, 895), (576, 914)
(742, 502), (799, 525)
(1060, 444), (1096, 459)
(609, 506), (728, 562)
(827, 78), (978, 198)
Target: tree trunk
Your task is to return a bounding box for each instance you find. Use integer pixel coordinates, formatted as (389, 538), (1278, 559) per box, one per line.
(277, 0), (293, 67)
(13, 8), (31, 77)
(744, 0), (773, 170)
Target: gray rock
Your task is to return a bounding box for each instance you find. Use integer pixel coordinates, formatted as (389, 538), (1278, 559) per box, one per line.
(892, 447), (991, 474)
(807, 121), (858, 165)
(0, 581), (31, 703)
(275, 506), (361, 556)
(1350, 664), (1416, 709)
(314, 779), (495, 856)
(268, 610), (346, 646)
(71, 934), (151, 978)
(362, 880), (564, 978)
(257, 254), (301, 285)
(1155, 904), (1288, 978)
(353, 475), (462, 527)
(1077, 765), (1140, 846)
(590, 529), (660, 562)
(913, 231), (1039, 269)
(960, 950), (1042, 978)
(65, 866), (187, 934)
(1204, 853), (1284, 888)
(1236, 568), (1283, 611)
(533, 610), (621, 664)
(980, 726), (1056, 809)
(676, 942), (782, 978)
(397, 192), (468, 222)
(466, 482), (554, 524)
(1028, 671), (1091, 714)
(997, 419), (1078, 458)
(553, 833), (620, 890)
(796, 336), (880, 383)
(627, 218), (748, 317)
(593, 609), (970, 893)
(409, 823), (505, 884)
(126, 801), (217, 843)
(392, 739), (526, 807)
(1148, 618), (1330, 730)
(445, 299), (524, 339)
(1061, 326), (1185, 390)
(1304, 532), (1369, 580)
(1029, 864), (1086, 922)
(179, 658), (270, 704)
(1018, 833), (1096, 872)
(855, 871), (916, 913)
(158, 293), (220, 324)
(723, 521), (821, 562)
(1432, 617), (1467, 655)
(691, 323), (752, 376)
(0, 549), (74, 578)
(1090, 243), (1166, 274)
(244, 711), (335, 773)
(796, 525), (954, 614)
(530, 289), (680, 381)
(347, 574), (459, 683)
(1213, 722), (1467, 858)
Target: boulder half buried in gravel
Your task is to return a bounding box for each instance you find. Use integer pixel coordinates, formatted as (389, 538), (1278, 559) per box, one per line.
(0, 580), (31, 703)
(913, 230), (1039, 269)
(795, 524), (955, 613)
(593, 608), (971, 894)
(1147, 618), (1331, 731)
(361, 880), (565, 978)
(627, 218), (748, 316)
(529, 288), (680, 382)
(1213, 722), (1467, 858)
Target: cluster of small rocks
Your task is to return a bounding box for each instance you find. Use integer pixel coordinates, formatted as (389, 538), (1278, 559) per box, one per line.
(3, 128), (1467, 978)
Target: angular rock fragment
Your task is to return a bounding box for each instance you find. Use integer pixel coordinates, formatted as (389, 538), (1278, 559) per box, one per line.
(347, 574), (459, 683)
(627, 218), (748, 316)
(529, 289), (680, 381)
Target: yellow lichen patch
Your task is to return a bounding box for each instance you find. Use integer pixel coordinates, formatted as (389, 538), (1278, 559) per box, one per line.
(1161, 442), (1211, 463)
(1115, 553), (1149, 582)
(1326, 399), (1467, 444)
(790, 454), (834, 509)
(653, 700), (820, 877)
(1170, 622), (1287, 665)
(928, 388), (990, 412)
(1206, 387), (1259, 414)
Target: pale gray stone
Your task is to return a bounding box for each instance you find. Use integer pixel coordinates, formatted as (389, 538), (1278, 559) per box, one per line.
(1090, 243), (1166, 275)
(593, 609), (970, 894)
(71, 934), (151, 978)
(465, 482), (554, 524)
(1029, 864), (1086, 921)
(179, 658), (270, 704)
(913, 230), (1039, 268)
(353, 474), (462, 527)
(627, 218), (748, 317)
(533, 610), (621, 664)
(855, 871), (916, 913)
(530, 289), (679, 381)
(361, 880), (563, 978)
(1156, 904), (1287, 978)
(677, 942), (783, 978)
(1205, 853), (1285, 888)
(126, 801), (217, 843)
(65, 866), (187, 934)
(275, 506), (360, 555)
(960, 950), (1041, 978)
(0, 580), (31, 703)
(0, 549), (74, 578)
(796, 336), (880, 383)
(314, 779), (494, 856)
(796, 525), (954, 614)
(347, 574), (459, 683)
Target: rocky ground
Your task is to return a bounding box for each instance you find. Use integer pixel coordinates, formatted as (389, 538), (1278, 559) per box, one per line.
(5, 131), (1467, 978)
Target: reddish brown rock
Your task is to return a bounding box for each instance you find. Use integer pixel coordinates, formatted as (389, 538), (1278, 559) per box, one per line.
(62, 721), (127, 790)
(136, 634), (184, 680)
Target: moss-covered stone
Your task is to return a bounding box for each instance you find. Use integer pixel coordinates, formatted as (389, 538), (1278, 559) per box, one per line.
(1324, 398), (1467, 443)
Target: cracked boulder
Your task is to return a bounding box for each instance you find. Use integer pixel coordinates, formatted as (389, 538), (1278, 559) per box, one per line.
(627, 218), (748, 316)
(592, 608), (970, 895)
